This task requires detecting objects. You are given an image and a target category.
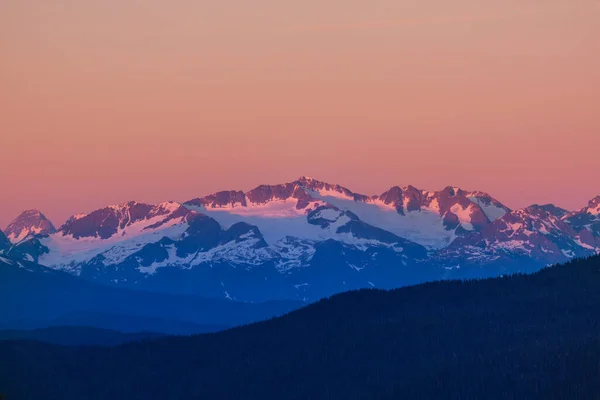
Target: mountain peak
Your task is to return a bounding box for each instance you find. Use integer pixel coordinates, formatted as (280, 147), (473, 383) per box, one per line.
(59, 201), (192, 240)
(4, 209), (56, 243)
(107, 200), (146, 211)
(441, 186), (463, 196)
(587, 196), (600, 215)
(527, 204), (569, 218)
(293, 177), (365, 202)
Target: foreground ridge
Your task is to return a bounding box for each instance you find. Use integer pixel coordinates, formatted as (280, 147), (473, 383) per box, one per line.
(2, 255), (600, 399)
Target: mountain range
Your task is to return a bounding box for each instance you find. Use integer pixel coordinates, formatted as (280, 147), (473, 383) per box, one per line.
(2, 176), (599, 301)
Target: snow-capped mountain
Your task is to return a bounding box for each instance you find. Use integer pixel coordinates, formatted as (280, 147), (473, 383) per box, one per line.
(434, 204), (598, 277)
(22, 201), (198, 271)
(187, 177), (510, 250)
(12, 193), (428, 300)
(8, 177), (600, 301)
(4, 210), (56, 243)
(562, 196), (600, 249)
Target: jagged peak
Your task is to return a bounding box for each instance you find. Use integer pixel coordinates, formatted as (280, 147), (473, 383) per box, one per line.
(73, 200), (185, 218)
(58, 200), (192, 240)
(440, 186), (463, 196)
(7, 209), (52, 222)
(527, 204), (569, 218)
(586, 196), (600, 215)
(465, 190), (494, 198)
(296, 175), (316, 182)
(15, 209), (44, 217)
(560, 195), (600, 222)
(107, 200), (145, 210)
(155, 201), (185, 212)
(499, 204), (568, 223)
(379, 185), (404, 197)
(188, 179), (513, 216)
(5, 209), (57, 243)
(404, 184), (421, 192)
(294, 176), (349, 189)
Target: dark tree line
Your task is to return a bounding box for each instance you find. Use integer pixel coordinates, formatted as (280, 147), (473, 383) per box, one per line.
(2, 256), (600, 399)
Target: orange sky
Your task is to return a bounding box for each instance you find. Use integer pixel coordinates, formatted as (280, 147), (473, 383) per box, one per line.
(1, 0), (599, 228)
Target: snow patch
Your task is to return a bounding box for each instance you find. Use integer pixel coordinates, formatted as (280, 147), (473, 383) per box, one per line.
(314, 187), (354, 201)
(307, 194), (454, 250)
(588, 204), (600, 215)
(39, 215), (189, 270)
(347, 262), (366, 272)
(561, 249), (576, 259)
(273, 238), (316, 272)
(0, 256), (16, 266)
(495, 240), (531, 254)
(137, 244), (193, 275)
(467, 196), (507, 221)
(293, 283), (309, 289)
(187, 199), (325, 244)
(449, 204), (475, 231)
(8, 228), (42, 243)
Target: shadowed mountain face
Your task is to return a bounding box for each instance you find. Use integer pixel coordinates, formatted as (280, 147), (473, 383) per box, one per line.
(6, 177), (600, 301)
(1, 255), (600, 400)
(0, 230), (10, 253)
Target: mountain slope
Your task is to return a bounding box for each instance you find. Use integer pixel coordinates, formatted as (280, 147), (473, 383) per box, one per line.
(33, 201), (197, 270)
(4, 210), (56, 243)
(562, 196), (600, 248)
(2, 255), (600, 400)
(434, 204), (597, 275)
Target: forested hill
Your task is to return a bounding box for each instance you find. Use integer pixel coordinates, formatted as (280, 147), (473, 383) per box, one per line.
(0, 326), (165, 347)
(2, 256), (600, 400)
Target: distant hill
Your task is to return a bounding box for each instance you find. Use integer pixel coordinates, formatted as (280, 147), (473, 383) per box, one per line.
(0, 326), (164, 347)
(0, 255), (301, 335)
(3, 312), (227, 336)
(2, 255), (600, 399)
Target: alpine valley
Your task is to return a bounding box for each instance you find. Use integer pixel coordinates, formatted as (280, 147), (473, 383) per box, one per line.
(2, 176), (599, 302)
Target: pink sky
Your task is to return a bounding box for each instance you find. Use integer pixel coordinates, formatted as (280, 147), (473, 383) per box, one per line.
(1, 0), (599, 228)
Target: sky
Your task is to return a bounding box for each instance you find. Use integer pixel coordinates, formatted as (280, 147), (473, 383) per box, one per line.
(1, 0), (599, 228)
